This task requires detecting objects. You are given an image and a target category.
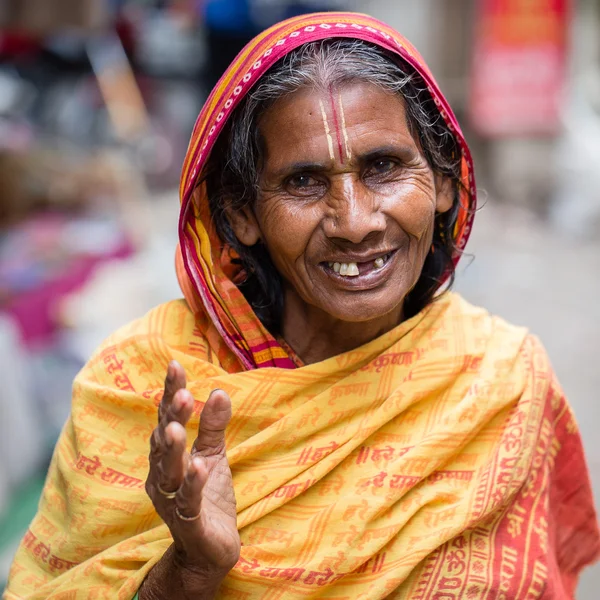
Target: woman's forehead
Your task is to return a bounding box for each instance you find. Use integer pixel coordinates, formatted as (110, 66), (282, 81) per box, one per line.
(258, 82), (416, 169)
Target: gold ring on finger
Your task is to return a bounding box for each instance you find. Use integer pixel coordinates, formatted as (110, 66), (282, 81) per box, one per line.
(175, 506), (201, 522)
(157, 483), (178, 499)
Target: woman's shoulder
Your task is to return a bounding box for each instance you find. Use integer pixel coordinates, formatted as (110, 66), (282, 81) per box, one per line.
(441, 292), (552, 371)
(444, 292), (530, 345)
(442, 294), (562, 409)
(78, 299), (218, 387)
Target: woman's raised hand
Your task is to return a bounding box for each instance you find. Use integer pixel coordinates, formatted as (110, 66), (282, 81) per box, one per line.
(142, 360), (240, 597)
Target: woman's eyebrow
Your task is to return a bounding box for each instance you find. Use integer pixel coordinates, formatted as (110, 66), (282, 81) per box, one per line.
(357, 144), (416, 162)
(271, 161), (330, 178)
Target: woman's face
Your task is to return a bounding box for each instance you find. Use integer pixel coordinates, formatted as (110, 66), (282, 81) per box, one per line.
(229, 81), (453, 325)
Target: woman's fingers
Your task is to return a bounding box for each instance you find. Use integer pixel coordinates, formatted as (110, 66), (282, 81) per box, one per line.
(154, 390), (195, 489)
(151, 389), (194, 459)
(150, 383), (232, 509)
(175, 456), (208, 520)
(159, 360), (187, 423)
(149, 364), (194, 503)
(156, 421), (188, 494)
(192, 389), (232, 456)
(161, 388), (195, 430)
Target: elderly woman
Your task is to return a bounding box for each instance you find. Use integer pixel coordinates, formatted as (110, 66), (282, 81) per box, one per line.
(6, 12), (599, 600)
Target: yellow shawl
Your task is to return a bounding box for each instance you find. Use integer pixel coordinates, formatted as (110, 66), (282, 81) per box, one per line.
(6, 293), (599, 599)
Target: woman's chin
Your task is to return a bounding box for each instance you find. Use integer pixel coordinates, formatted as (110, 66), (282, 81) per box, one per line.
(316, 293), (407, 325)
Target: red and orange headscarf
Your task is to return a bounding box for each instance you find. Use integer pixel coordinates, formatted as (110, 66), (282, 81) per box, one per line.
(175, 12), (477, 370)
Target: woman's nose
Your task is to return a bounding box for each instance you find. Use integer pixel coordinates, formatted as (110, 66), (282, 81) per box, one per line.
(323, 178), (386, 244)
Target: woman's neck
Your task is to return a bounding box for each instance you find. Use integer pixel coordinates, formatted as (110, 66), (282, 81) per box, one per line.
(280, 290), (404, 365)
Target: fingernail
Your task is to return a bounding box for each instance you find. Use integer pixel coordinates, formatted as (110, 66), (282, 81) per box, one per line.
(189, 456), (202, 478)
(167, 361), (175, 380)
(176, 390), (190, 409)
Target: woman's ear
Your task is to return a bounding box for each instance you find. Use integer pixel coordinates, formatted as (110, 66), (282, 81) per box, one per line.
(434, 175), (454, 214)
(225, 204), (262, 246)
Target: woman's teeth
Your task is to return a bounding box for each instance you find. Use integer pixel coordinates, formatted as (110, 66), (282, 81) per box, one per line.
(327, 254), (390, 277)
(338, 263), (358, 276)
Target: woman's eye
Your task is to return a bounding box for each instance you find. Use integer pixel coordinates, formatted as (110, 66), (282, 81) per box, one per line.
(365, 158), (398, 178)
(285, 174), (324, 195)
(290, 174), (316, 187)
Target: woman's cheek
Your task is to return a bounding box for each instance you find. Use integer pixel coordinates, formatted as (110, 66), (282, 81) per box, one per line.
(258, 201), (312, 267)
(392, 197), (437, 240)
(259, 193), (313, 224)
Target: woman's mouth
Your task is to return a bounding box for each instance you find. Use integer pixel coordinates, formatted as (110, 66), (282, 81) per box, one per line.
(322, 251), (396, 282)
(325, 252), (394, 277)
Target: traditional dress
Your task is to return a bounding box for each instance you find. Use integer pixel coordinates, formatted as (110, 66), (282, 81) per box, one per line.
(6, 12), (599, 600)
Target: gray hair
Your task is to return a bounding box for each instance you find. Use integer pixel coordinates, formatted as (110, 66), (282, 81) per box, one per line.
(204, 38), (464, 332)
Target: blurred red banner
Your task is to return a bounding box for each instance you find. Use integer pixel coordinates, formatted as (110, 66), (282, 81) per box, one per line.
(469, 0), (571, 137)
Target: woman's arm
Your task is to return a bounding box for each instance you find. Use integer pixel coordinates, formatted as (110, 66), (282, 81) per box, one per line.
(544, 371), (600, 594)
(138, 545), (228, 600)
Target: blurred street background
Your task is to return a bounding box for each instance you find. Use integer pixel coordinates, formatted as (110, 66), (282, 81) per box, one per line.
(0, 0), (599, 595)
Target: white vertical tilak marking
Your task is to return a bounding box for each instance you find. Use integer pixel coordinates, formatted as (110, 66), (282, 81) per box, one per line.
(319, 99), (335, 161)
(338, 93), (352, 161)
